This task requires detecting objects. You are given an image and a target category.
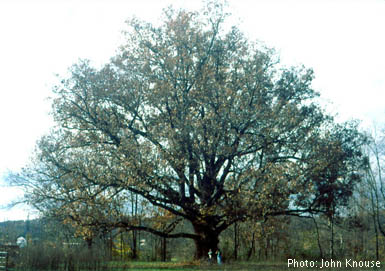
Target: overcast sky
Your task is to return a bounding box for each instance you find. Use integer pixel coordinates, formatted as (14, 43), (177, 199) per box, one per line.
(1, 0), (384, 221)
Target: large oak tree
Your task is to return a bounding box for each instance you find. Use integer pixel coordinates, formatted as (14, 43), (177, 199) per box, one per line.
(15, 2), (367, 259)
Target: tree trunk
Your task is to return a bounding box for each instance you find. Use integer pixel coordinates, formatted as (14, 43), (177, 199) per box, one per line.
(329, 214), (334, 258)
(312, 215), (324, 258)
(132, 230), (138, 259)
(247, 231), (255, 260)
(131, 192), (138, 259)
(86, 237), (93, 250)
(192, 223), (220, 260)
(120, 233), (124, 260)
(161, 236), (167, 262)
(233, 222), (238, 260)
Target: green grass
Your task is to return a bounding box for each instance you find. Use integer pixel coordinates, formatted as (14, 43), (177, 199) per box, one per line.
(103, 261), (385, 271)
(104, 261), (276, 270)
(12, 260), (385, 271)
(103, 261), (293, 271)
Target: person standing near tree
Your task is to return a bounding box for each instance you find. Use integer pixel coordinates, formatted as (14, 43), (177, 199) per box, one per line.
(208, 249), (213, 263)
(216, 249), (222, 264)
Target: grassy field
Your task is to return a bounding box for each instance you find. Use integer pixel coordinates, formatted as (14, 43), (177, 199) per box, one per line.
(105, 261), (286, 271)
(101, 261), (385, 271)
(11, 260), (385, 271)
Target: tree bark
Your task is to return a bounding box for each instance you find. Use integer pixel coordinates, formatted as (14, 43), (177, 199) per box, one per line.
(312, 215), (324, 258)
(247, 231), (255, 260)
(329, 213), (334, 259)
(233, 222), (238, 260)
(192, 223), (220, 260)
(132, 230), (138, 259)
(85, 237), (93, 256)
(131, 192), (138, 259)
(161, 236), (167, 262)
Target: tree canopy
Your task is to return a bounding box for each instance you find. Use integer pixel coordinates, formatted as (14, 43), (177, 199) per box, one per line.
(13, 1), (367, 259)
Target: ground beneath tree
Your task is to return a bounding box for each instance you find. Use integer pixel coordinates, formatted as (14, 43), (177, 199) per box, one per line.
(105, 261), (383, 271)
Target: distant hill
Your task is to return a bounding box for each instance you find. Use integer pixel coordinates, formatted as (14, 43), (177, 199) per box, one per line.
(0, 219), (43, 245)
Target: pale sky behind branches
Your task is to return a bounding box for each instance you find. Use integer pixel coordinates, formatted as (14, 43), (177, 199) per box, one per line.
(0, 0), (384, 221)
